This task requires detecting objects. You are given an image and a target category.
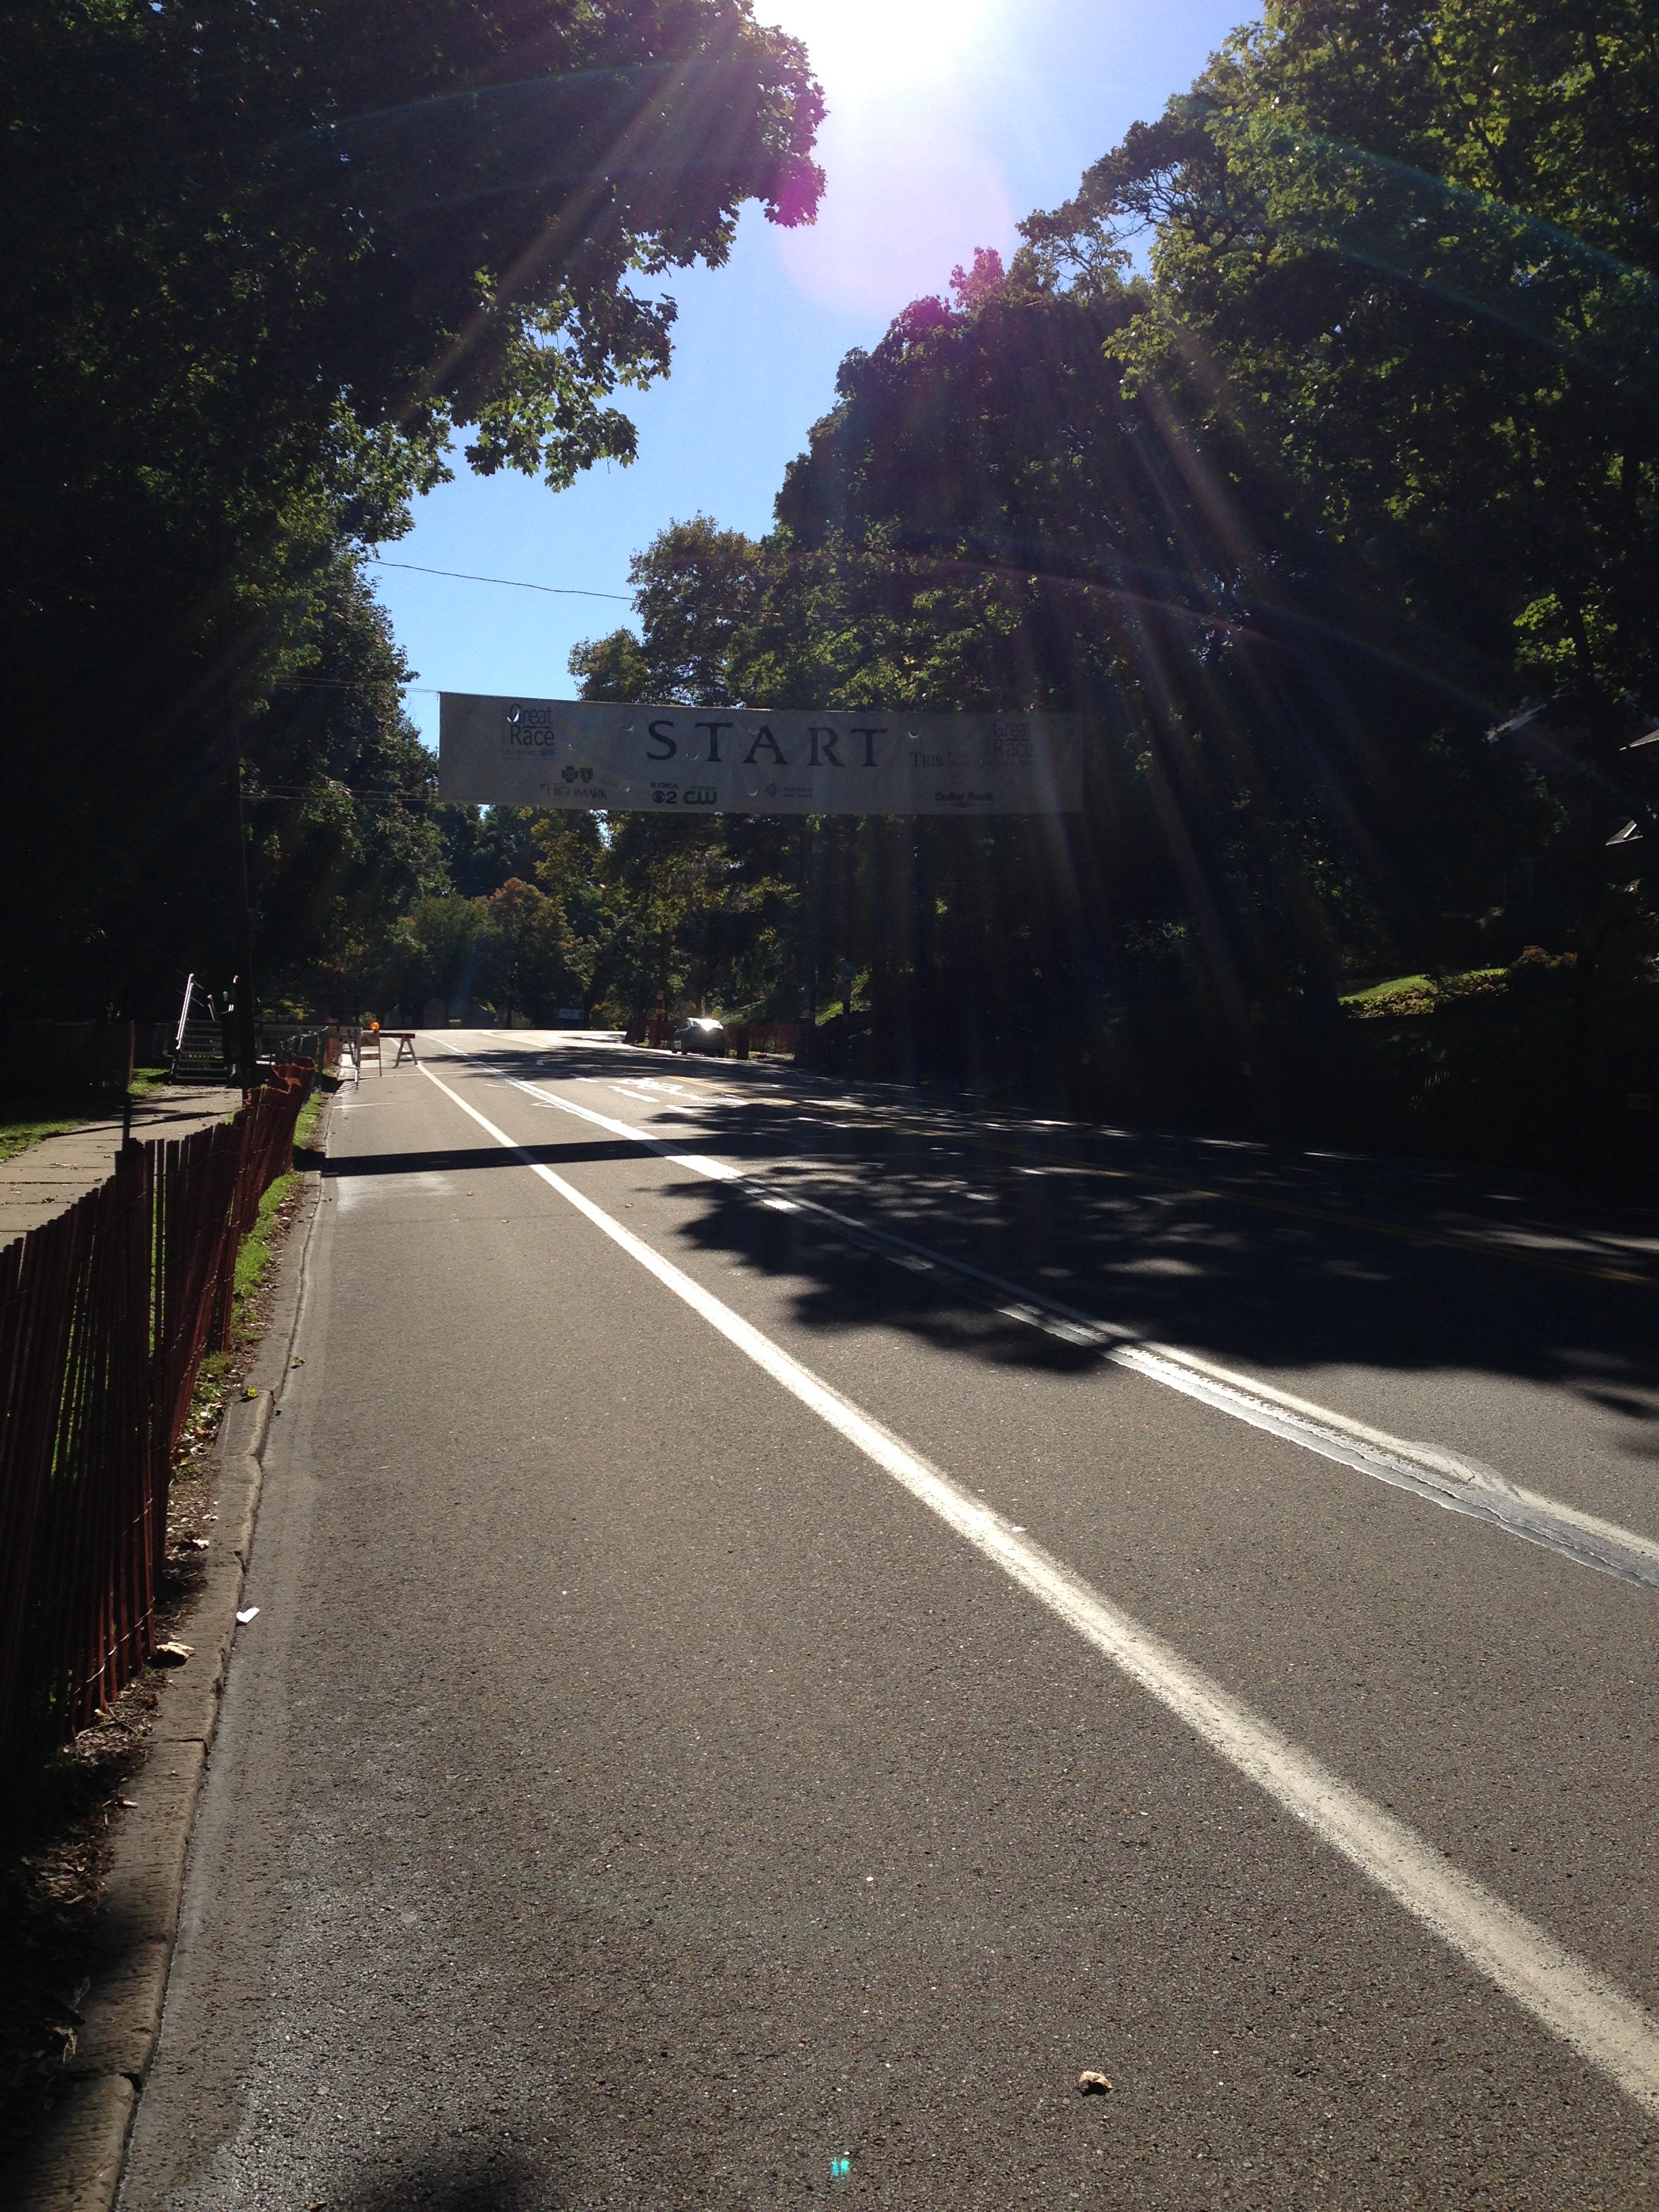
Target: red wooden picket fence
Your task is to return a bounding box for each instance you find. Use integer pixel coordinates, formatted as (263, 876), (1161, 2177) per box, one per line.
(0, 1067), (313, 1769)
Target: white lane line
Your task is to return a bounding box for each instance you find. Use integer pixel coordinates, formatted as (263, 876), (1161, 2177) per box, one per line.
(436, 1052), (1659, 1597)
(419, 1059), (1659, 2116)
(672, 1153), (743, 1183)
(1112, 1345), (1659, 1592)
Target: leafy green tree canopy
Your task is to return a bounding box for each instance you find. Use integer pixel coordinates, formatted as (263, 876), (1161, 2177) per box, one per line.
(1023, 0), (1659, 722)
(1, 0), (823, 1017)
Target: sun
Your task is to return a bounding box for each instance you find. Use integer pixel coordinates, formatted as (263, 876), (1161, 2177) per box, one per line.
(760, 0), (997, 83)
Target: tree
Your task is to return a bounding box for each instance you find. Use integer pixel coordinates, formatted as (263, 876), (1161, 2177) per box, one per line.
(441, 807), (548, 900)
(567, 535), (806, 1018)
(380, 895), (493, 1019)
(249, 561), (448, 1012)
(1023, 0), (1659, 900)
(749, 260), (1381, 1054)
(570, 517), (770, 704)
(478, 878), (581, 1021)
(1, 0), (823, 1015)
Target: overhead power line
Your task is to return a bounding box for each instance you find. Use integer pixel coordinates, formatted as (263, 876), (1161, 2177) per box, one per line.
(373, 556), (630, 602)
(272, 678), (441, 694)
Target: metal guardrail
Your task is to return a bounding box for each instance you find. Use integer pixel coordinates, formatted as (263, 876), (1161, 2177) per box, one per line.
(0, 1065), (313, 1769)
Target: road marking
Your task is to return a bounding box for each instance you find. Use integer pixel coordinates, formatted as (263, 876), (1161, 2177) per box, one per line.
(1112, 1344), (1659, 1593)
(436, 1052), (1659, 1596)
(419, 1059), (1659, 2117)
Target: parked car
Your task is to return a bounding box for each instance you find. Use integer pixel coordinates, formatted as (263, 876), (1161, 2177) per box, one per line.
(672, 1017), (729, 1057)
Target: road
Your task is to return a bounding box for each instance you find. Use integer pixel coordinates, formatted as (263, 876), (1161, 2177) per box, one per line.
(121, 1032), (1659, 2210)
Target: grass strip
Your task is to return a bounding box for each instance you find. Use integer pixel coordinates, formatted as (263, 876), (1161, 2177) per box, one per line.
(1340, 967), (1507, 1010)
(0, 1070), (176, 1166)
(232, 1090), (322, 1311)
(0, 1112), (85, 1166)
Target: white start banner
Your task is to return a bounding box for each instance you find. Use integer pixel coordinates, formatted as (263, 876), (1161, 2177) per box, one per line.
(437, 695), (1086, 815)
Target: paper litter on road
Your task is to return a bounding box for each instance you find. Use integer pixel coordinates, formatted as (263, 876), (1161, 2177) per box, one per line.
(235, 1607), (260, 1624)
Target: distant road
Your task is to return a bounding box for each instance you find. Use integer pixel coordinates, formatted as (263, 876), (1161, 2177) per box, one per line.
(122, 1033), (1659, 2210)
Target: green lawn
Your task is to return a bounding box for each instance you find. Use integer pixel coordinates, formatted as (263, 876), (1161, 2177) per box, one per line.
(232, 1090), (324, 1311)
(0, 1109), (86, 1165)
(1340, 968), (1507, 1011)
(0, 1069), (180, 1166)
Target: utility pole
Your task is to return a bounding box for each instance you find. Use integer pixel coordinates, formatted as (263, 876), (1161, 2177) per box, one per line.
(229, 749), (258, 1087)
(214, 524), (259, 1088)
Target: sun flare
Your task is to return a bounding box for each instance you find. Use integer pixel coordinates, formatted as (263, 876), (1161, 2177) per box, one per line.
(761, 0), (997, 83)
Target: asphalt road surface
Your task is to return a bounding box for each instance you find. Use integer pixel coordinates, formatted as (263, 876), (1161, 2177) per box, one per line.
(121, 1033), (1659, 2211)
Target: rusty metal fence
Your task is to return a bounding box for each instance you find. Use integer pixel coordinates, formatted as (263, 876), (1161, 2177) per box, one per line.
(0, 1067), (313, 1770)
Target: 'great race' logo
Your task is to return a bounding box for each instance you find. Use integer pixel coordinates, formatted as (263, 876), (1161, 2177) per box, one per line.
(505, 704), (558, 748)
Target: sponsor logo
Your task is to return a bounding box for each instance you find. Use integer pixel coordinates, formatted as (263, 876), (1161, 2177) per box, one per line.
(560, 764), (594, 784)
(762, 783), (813, 800)
(936, 790), (995, 808)
(505, 703), (558, 747)
(682, 787), (718, 806)
(543, 783), (609, 802)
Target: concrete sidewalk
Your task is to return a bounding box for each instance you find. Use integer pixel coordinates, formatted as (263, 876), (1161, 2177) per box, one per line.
(0, 1085), (243, 1248)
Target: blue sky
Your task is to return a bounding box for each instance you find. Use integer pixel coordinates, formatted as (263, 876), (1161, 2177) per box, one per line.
(373, 0), (1254, 750)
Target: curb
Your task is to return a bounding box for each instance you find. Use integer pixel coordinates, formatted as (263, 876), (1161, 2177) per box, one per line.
(3, 1143), (328, 2211)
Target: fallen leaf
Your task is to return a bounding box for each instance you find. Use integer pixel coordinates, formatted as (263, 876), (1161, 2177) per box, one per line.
(153, 1641), (193, 1666)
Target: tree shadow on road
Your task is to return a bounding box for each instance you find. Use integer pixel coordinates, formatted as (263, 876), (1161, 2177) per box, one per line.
(330, 2142), (553, 2212)
(321, 1140), (656, 1176)
(434, 1039), (1659, 1431)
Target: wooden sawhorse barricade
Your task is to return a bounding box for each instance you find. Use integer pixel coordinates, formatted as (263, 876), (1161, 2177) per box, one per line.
(361, 1029), (418, 1072)
(337, 1027), (418, 1076)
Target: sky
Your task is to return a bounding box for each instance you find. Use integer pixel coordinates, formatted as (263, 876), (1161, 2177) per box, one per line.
(373, 0), (1254, 750)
